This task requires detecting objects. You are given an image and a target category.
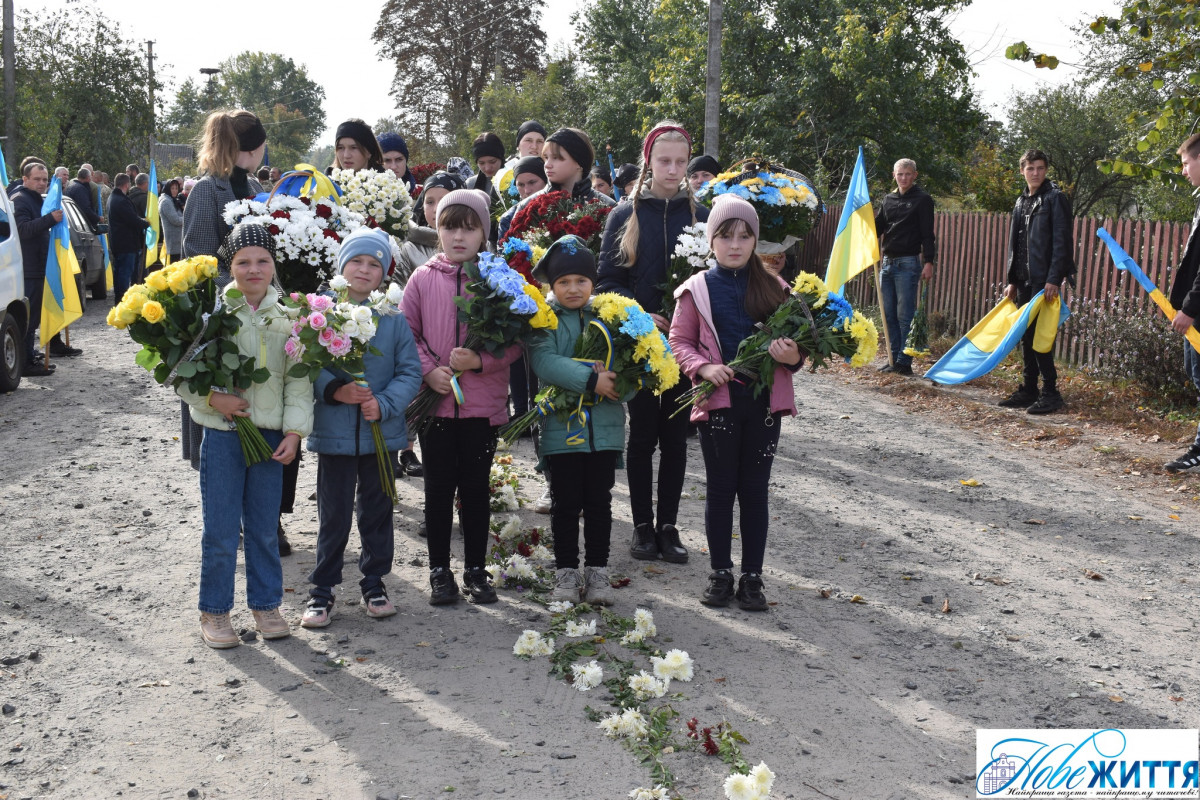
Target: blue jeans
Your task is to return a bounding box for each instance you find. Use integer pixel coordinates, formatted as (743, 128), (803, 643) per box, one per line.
(112, 252), (137, 302)
(879, 255), (922, 366)
(198, 427), (285, 614)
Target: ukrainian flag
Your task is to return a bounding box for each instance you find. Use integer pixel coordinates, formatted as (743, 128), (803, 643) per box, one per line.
(0, 140), (8, 185)
(144, 161), (161, 269)
(824, 146), (879, 296)
(97, 183), (113, 290)
(40, 179), (84, 347)
(923, 292), (1069, 385)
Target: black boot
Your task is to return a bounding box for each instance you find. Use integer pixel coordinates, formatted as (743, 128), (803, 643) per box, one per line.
(277, 520), (292, 557)
(630, 523), (658, 561)
(655, 524), (688, 564)
(701, 569), (735, 607)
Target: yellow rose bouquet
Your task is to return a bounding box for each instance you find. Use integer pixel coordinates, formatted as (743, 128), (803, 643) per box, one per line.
(107, 255), (274, 463)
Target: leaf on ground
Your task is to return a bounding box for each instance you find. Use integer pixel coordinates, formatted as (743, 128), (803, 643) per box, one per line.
(1169, 696), (1184, 702)
(1083, 569), (1104, 581)
(960, 479), (981, 487)
(983, 576), (1010, 586)
(1093, 445), (1118, 453)
(1108, 695), (1124, 703)
(610, 577), (631, 588)
(849, 594), (866, 604)
(941, 598), (952, 613)
(1165, 531), (1178, 536)
(713, 677), (726, 683)
(817, 588), (831, 599)
(644, 565), (666, 574)
(416, 641), (430, 647)
(1169, 514), (1181, 520)
(1127, 515), (1144, 521)
(355, 657), (368, 663)
(1005, 635), (1020, 641)
(1024, 519), (1045, 525)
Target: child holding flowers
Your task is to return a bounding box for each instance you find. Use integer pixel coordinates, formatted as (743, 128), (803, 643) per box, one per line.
(597, 121), (708, 565)
(668, 196), (803, 612)
(301, 228), (423, 628)
(527, 236), (627, 606)
(401, 189), (523, 605)
(179, 222), (314, 648)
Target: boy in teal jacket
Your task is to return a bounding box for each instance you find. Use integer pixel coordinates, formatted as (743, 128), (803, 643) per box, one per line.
(529, 235), (630, 606)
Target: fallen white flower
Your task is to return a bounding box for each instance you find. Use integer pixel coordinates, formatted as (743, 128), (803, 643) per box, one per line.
(564, 619), (597, 638)
(512, 630), (554, 657)
(570, 660), (603, 691)
(651, 649), (694, 682)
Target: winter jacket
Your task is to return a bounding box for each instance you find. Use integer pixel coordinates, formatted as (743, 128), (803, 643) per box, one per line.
(597, 186), (709, 315)
(182, 173), (264, 260)
(528, 299), (631, 467)
(159, 194), (184, 256)
(669, 270), (799, 424)
(400, 253), (522, 425)
(874, 184), (936, 263)
(1168, 201), (1200, 320)
(128, 186), (148, 217)
(65, 179), (100, 227)
(107, 189), (150, 256)
(179, 284), (314, 437)
(9, 185), (55, 280)
(394, 225), (438, 286)
(307, 308), (423, 455)
(1006, 181), (1075, 289)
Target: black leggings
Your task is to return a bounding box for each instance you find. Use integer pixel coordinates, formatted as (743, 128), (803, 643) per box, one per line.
(547, 451), (618, 569)
(419, 417), (497, 570)
(625, 383), (690, 528)
(697, 388), (782, 575)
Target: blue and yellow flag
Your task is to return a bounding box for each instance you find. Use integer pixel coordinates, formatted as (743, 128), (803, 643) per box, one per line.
(97, 183), (113, 290)
(1098, 228), (1200, 356)
(0, 139), (8, 185)
(144, 161), (161, 269)
(40, 180), (84, 347)
(825, 146), (879, 295)
(923, 292), (1069, 385)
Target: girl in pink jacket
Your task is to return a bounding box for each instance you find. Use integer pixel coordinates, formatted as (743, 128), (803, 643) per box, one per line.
(401, 189), (522, 606)
(668, 196), (804, 612)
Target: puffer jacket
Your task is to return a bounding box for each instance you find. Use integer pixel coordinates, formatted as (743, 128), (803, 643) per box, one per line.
(1006, 180), (1075, 289)
(597, 186), (709, 315)
(180, 285), (315, 436)
(394, 225), (438, 285)
(400, 253), (522, 425)
(669, 270), (799, 424)
(307, 308), (423, 455)
(528, 299), (631, 467)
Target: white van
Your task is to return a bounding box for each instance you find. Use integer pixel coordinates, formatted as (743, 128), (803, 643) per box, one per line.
(0, 186), (28, 391)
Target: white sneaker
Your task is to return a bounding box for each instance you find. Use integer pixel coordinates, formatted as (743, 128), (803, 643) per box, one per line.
(532, 489), (552, 514)
(550, 568), (583, 603)
(583, 566), (615, 606)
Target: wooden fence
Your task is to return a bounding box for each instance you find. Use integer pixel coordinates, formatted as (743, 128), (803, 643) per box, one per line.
(796, 205), (1194, 366)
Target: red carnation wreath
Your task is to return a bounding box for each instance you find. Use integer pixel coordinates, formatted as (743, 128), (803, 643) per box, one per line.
(500, 191), (612, 282)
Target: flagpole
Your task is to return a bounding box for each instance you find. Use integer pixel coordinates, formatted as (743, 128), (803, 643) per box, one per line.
(872, 262), (892, 367)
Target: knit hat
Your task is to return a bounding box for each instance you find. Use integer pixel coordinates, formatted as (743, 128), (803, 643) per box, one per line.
(613, 163), (639, 192)
(546, 128), (594, 172)
(218, 222), (276, 264)
(516, 120), (547, 145)
(706, 195), (759, 245)
(535, 235), (597, 286)
(513, 156), (546, 183)
(335, 119), (383, 166)
(337, 227), (394, 278)
(472, 132), (506, 163)
(687, 154), (721, 177)
(423, 170), (466, 195)
(435, 189), (491, 236)
(377, 132), (409, 159)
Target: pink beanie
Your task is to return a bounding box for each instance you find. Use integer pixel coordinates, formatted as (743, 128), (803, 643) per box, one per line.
(706, 195), (759, 246)
(435, 188), (491, 236)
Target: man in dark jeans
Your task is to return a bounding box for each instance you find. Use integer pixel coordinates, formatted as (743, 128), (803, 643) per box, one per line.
(1164, 133), (1200, 472)
(106, 174), (149, 302)
(9, 162), (62, 376)
(998, 148), (1074, 415)
(874, 158), (936, 375)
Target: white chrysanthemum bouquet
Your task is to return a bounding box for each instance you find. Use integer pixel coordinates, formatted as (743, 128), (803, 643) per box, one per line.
(329, 167), (414, 242)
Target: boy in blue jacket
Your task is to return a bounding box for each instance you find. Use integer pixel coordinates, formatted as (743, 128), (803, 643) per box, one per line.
(302, 228), (423, 627)
(529, 235), (630, 606)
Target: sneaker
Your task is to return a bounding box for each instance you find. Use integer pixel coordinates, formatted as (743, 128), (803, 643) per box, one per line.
(998, 387), (1038, 408)
(49, 339), (83, 357)
(252, 607), (291, 639)
(364, 591), (397, 618)
(24, 362), (55, 377)
(655, 524), (688, 564)
(877, 363), (896, 373)
(583, 566), (615, 606)
(462, 567), (498, 604)
(550, 568), (583, 603)
(700, 570), (736, 607)
(277, 522), (292, 557)
(428, 567), (460, 606)
(629, 523), (658, 561)
(1165, 447), (1200, 473)
(199, 612), (239, 649)
(893, 363), (914, 376)
(532, 489), (552, 515)
(1026, 390), (1064, 415)
(301, 596), (334, 629)
(736, 573), (768, 611)
(400, 449), (424, 478)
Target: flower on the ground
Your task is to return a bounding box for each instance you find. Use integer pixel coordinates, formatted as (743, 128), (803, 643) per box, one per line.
(547, 601), (574, 613)
(629, 787), (671, 800)
(513, 630), (554, 657)
(723, 772), (760, 800)
(621, 630), (647, 645)
(570, 660), (603, 691)
(633, 608), (656, 637)
(749, 762), (775, 795)
(530, 544), (553, 561)
(485, 564), (502, 582)
(598, 708), (649, 739)
(497, 515), (523, 542)
(503, 554), (537, 582)
(492, 483), (519, 511)
(651, 649), (694, 682)
(628, 670), (669, 700)
(564, 619), (597, 638)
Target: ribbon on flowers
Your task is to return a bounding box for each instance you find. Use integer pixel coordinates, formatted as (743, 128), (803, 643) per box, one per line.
(269, 164), (343, 204)
(586, 319), (614, 370)
(450, 372), (465, 405)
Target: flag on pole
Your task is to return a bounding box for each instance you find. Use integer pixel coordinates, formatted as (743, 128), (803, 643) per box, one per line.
(0, 139), (8, 186)
(1098, 227), (1200, 355)
(264, 144), (270, 168)
(40, 179), (84, 347)
(97, 183), (113, 290)
(824, 146), (879, 296)
(144, 161), (161, 270)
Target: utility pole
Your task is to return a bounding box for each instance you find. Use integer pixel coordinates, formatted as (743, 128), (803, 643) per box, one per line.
(146, 40), (155, 164)
(3, 0), (15, 166)
(703, 0), (723, 159)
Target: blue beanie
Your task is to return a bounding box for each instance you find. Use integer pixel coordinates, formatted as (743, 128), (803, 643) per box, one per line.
(337, 227), (394, 278)
(377, 132), (409, 159)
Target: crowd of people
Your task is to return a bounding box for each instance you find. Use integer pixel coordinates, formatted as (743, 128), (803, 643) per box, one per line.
(11, 108), (1200, 651)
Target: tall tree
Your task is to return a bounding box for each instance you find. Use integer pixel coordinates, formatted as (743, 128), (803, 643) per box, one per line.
(465, 57), (587, 155)
(373, 0), (547, 142)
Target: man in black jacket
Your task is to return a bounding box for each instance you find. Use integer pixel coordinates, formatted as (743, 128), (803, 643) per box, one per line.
(874, 158), (936, 375)
(1164, 133), (1200, 471)
(998, 148), (1074, 415)
(65, 167), (101, 227)
(10, 162), (62, 375)
(107, 174), (149, 302)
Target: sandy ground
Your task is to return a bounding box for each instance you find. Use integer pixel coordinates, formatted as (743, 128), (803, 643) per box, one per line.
(2, 301), (1199, 800)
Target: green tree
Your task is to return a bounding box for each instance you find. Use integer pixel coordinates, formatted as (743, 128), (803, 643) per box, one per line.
(958, 141), (1024, 214)
(464, 57), (588, 155)
(158, 78), (208, 145)
(10, 8), (156, 170)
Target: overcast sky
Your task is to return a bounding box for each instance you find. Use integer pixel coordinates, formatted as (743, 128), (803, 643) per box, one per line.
(24, 0), (1115, 153)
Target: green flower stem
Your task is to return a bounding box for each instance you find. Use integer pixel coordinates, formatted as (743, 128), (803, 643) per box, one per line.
(232, 416), (273, 466)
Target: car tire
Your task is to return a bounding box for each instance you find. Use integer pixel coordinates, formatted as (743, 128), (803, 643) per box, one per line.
(90, 275), (107, 302)
(0, 311), (23, 393)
